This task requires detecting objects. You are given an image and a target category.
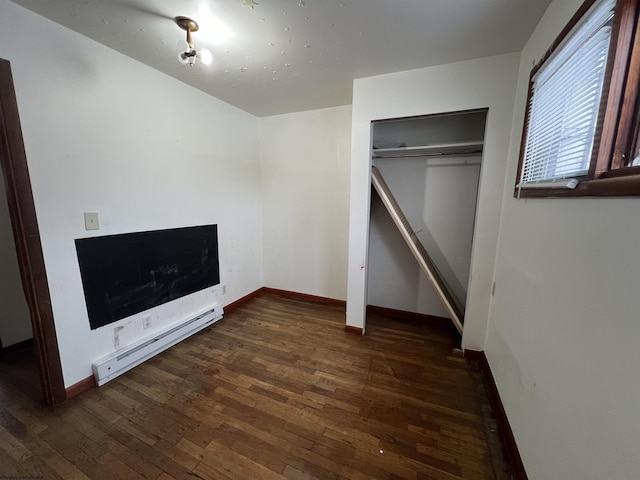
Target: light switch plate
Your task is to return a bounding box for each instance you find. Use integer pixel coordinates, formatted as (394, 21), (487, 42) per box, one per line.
(84, 212), (99, 230)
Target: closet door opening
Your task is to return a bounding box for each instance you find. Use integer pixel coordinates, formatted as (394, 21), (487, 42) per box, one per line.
(366, 109), (487, 334)
(0, 59), (65, 404)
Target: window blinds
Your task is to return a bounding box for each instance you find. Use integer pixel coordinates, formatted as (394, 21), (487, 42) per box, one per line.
(519, 0), (616, 187)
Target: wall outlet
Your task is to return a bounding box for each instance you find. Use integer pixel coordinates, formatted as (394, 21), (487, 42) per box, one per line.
(113, 326), (123, 348)
(84, 212), (100, 230)
(221, 283), (227, 295)
(142, 314), (152, 330)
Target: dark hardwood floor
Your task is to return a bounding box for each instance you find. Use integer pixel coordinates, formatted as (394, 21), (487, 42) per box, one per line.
(0, 339), (40, 399)
(0, 292), (509, 479)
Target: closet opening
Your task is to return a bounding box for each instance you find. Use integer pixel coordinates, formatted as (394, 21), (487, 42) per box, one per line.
(366, 109), (488, 335)
(0, 59), (65, 405)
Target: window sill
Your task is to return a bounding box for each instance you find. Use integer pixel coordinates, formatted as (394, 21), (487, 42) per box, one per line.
(513, 174), (640, 198)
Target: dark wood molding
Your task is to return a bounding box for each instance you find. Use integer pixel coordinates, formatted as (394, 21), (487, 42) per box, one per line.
(0, 59), (66, 405)
(224, 287), (265, 313)
(262, 287), (346, 307)
(610, 0), (640, 169)
(366, 304), (455, 330)
(464, 349), (528, 480)
(514, 172), (640, 197)
(592, 0), (638, 176)
(601, 163), (640, 178)
(344, 325), (363, 336)
(65, 375), (96, 399)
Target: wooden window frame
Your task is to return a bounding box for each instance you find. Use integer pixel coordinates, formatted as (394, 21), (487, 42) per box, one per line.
(515, 0), (640, 198)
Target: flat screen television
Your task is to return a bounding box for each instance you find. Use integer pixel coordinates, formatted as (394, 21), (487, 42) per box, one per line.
(75, 224), (220, 330)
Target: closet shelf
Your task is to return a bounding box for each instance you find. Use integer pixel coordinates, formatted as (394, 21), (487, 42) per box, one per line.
(372, 141), (483, 159)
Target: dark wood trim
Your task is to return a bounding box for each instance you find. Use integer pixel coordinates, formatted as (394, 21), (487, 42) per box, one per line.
(366, 304), (455, 330)
(262, 287), (346, 307)
(0, 59), (65, 405)
(593, 0), (638, 176)
(224, 287), (265, 313)
(601, 163), (640, 178)
(610, 0), (640, 169)
(465, 349), (528, 480)
(65, 374), (96, 399)
(344, 325), (363, 336)
(514, 172), (640, 197)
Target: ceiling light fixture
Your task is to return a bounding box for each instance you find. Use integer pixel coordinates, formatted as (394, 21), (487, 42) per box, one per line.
(175, 16), (212, 67)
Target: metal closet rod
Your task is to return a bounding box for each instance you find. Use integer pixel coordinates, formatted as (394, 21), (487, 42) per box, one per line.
(372, 141), (484, 158)
(373, 156), (482, 167)
(424, 161), (481, 167)
(372, 152), (482, 157)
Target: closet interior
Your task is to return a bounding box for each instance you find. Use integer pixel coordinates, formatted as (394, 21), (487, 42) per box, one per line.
(367, 109), (488, 334)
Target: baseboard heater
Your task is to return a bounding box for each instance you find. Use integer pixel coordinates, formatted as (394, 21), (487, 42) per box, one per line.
(92, 304), (223, 386)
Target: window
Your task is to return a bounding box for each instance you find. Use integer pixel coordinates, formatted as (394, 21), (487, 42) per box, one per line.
(515, 0), (640, 197)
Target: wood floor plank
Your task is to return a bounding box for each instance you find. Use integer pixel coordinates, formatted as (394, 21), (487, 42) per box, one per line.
(0, 423), (32, 463)
(282, 464), (320, 480)
(200, 437), (285, 479)
(191, 460), (234, 480)
(0, 291), (510, 479)
(0, 436), (22, 473)
(126, 437), (195, 480)
(101, 435), (164, 480)
(0, 421), (93, 480)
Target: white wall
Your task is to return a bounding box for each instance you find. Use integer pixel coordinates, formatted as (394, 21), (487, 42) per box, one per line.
(488, 0), (640, 478)
(0, 2), (263, 387)
(421, 159), (481, 307)
(260, 106), (351, 300)
(0, 178), (32, 347)
(347, 54), (519, 345)
(368, 157), (481, 318)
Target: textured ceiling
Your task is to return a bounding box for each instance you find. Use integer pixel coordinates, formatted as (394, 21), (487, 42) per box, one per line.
(10, 0), (552, 117)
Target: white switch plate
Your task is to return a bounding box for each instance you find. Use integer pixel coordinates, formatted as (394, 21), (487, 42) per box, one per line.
(84, 212), (99, 230)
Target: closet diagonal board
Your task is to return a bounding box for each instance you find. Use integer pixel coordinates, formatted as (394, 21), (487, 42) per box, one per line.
(370, 165), (464, 335)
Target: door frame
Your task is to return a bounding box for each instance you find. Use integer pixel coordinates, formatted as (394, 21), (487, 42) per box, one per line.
(0, 59), (66, 405)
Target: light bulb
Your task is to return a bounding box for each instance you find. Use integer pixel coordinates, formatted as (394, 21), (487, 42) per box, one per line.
(199, 48), (213, 65)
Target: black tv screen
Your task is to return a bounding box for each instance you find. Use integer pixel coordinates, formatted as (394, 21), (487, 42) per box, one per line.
(75, 224), (220, 330)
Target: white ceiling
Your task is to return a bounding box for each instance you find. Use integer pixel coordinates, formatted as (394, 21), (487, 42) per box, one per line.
(10, 0), (551, 117)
